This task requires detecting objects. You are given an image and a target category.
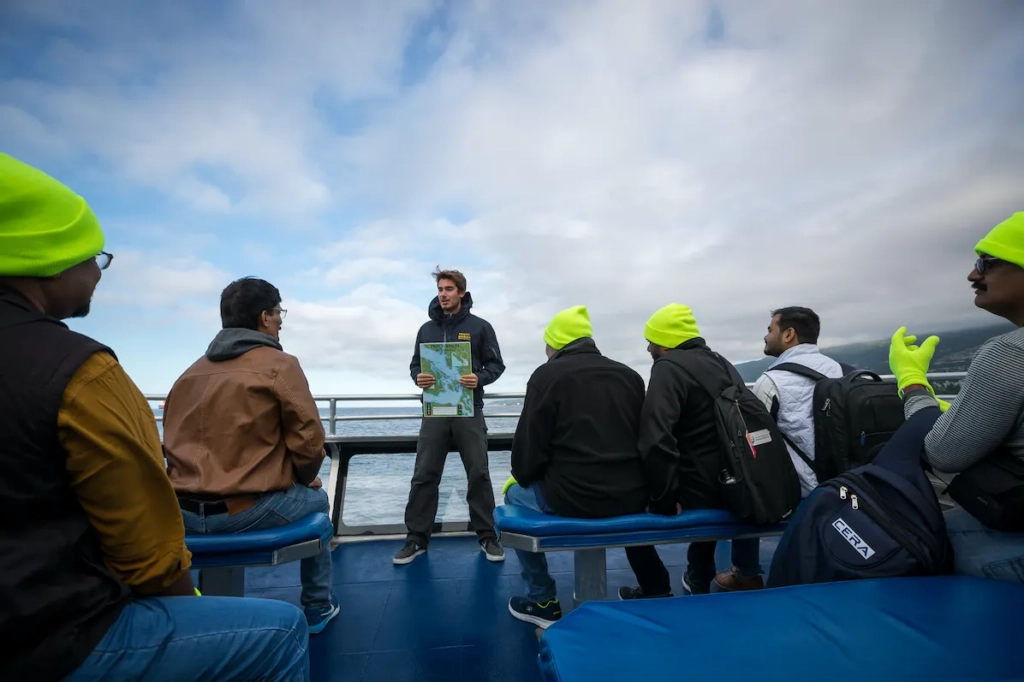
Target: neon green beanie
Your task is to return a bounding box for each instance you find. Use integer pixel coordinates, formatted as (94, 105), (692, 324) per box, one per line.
(0, 153), (104, 277)
(543, 305), (593, 350)
(644, 303), (701, 348)
(975, 212), (1024, 269)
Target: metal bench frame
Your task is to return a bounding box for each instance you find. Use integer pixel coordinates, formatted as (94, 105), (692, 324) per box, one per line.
(192, 536), (328, 597)
(499, 526), (786, 605)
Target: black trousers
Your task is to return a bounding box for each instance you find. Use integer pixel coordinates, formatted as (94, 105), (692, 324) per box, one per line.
(404, 412), (497, 545)
(625, 542), (720, 595)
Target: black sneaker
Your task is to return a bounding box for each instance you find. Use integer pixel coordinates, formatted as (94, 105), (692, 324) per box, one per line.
(392, 540), (426, 565)
(617, 585), (673, 600)
(681, 570), (711, 595)
(508, 596), (562, 628)
(480, 537), (505, 562)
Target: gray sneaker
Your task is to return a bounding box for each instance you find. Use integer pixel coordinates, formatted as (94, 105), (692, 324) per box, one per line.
(393, 540), (426, 565)
(480, 537), (505, 562)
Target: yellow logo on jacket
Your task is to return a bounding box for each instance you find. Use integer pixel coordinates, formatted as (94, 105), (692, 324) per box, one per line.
(458, 332), (471, 341)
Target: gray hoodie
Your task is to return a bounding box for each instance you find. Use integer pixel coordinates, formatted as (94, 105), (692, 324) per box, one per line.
(205, 328), (282, 362)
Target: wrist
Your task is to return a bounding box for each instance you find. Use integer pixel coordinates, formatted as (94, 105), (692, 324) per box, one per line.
(898, 381), (934, 399)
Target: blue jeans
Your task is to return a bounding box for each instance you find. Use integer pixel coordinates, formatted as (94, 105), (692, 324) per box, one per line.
(504, 483), (558, 602)
(945, 505), (1024, 584)
(181, 484), (334, 608)
(63, 595), (309, 681)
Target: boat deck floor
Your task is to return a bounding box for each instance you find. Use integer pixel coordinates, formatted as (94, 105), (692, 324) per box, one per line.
(241, 535), (779, 682)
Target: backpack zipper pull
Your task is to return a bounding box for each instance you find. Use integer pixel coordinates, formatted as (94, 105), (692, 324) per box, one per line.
(839, 486), (847, 499)
(851, 494), (859, 510)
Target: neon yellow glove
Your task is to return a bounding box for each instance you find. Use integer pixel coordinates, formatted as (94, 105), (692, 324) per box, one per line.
(501, 476), (517, 495)
(194, 586), (202, 596)
(888, 326), (939, 395)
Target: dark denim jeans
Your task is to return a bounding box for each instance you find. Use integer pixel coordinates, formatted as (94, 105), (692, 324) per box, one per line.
(181, 484), (333, 608)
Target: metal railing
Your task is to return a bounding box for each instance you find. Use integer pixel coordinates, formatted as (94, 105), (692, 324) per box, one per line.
(148, 371), (967, 537)
(143, 371), (967, 435)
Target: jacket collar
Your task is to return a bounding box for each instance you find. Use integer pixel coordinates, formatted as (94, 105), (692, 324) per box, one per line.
(549, 337), (600, 361)
(673, 337), (708, 351)
(769, 343), (821, 368)
(428, 290), (474, 323)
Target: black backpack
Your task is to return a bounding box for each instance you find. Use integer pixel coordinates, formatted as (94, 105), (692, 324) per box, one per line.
(770, 363), (905, 482)
(945, 449), (1024, 532)
(669, 351), (802, 525)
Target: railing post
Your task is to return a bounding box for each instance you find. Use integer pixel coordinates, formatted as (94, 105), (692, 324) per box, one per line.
(329, 398), (336, 436)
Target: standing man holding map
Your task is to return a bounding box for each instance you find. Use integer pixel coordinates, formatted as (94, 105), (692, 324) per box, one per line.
(394, 267), (507, 565)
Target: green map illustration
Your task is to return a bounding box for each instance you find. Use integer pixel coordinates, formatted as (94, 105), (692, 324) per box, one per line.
(420, 341), (474, 417)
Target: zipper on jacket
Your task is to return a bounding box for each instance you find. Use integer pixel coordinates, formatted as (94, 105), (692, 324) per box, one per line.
(826, 479), (929, 567)
(842, 472), (941, 562)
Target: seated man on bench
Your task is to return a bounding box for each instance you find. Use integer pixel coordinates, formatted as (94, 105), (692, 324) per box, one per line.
(0, 154), (308, 681)
(163, 276), (338, 634)
(504, 306), (658, 628)
(621, 303), (765, 597)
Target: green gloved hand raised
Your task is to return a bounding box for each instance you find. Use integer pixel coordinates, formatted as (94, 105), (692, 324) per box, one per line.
(501, 476), (517, 495)
(888, 326), (940, 396)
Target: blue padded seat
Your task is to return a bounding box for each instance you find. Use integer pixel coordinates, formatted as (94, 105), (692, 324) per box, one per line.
(494, 504), (787, 605)
(539, 576), (1024, 682)
(494, 504), (785, 549)
(186, 511), (333, 569)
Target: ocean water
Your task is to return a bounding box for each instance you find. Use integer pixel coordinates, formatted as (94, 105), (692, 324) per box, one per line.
(156, 403), (523, 528)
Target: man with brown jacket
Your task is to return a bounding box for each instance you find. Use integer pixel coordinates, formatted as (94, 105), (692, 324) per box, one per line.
(163, 276), (338, 634)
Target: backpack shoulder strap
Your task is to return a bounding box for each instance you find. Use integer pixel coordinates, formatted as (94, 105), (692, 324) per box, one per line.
(770, 362), (828, 382)
(662, 349), (732, 399)
(780, 430), (817, 472)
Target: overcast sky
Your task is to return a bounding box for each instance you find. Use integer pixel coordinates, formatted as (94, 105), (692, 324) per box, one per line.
(1, 0), (1022, 397)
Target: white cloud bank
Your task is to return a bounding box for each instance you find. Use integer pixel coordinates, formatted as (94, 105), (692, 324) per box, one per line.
(2, 0), (1022, 393)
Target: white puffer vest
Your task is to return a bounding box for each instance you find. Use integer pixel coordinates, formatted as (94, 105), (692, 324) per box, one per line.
(766, 345), (843, 495)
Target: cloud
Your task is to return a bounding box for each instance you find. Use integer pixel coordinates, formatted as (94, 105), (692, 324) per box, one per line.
(0, 0), (435, 218)
(95, 250), (231, 310)
(3, 0), (1023, 393)
(330, 0), (1024, 378)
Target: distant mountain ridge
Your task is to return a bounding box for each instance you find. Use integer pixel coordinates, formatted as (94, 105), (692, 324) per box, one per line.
(733, 322), (1015, 383)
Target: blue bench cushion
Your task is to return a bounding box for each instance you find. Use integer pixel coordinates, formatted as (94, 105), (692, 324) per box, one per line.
(494, 504), (784, 549)
(539, 576), (1024, 682)
(186, 512), (332, 564)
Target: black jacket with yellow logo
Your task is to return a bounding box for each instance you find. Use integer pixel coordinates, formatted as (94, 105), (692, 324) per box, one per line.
(408, 291), (505, 408)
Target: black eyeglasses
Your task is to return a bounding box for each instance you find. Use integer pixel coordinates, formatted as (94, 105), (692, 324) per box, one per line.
(975, 255), (1000, 275)
(95, 252), (113, 270)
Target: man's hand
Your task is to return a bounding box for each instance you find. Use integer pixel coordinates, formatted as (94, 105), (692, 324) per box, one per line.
(416, 373), (435, 389)
(309, 476), (323, 489)
(458, 373), (479, 389)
